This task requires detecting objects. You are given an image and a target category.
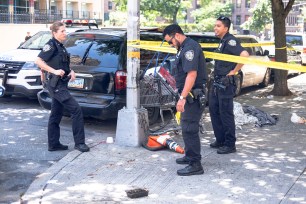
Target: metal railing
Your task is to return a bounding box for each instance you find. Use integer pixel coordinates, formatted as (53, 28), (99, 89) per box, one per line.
(0, 9), (101, 24)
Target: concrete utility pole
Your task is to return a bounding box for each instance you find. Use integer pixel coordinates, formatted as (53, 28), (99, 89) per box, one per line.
(115, 0), (148, 146)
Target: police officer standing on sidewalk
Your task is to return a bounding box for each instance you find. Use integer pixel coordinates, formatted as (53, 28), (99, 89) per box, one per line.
(209, 16), (249, 154)
(163, 24), (207, 176)
(35, 21), (90, 152)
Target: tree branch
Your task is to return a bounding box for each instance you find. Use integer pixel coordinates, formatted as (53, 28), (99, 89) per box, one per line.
(284, 0), (295, 17)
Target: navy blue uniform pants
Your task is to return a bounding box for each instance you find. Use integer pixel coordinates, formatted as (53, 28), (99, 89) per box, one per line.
(47, 81), (85, 147)
(208, 83), (236, 147)
(181, 99), (204, 162)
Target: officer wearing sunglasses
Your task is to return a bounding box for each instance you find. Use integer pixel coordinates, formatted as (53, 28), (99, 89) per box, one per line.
(209, 16), (249, 154)
(163, 24), (207, 176)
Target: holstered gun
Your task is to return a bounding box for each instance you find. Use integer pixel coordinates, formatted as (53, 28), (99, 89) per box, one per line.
(49, 74), (60, 88)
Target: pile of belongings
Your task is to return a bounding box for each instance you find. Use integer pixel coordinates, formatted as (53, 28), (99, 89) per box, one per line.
(234, 102), (278, 129)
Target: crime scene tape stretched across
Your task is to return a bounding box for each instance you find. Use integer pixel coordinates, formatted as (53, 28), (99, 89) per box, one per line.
(128, 40), (275, 48)
(128, 42), (306, 73)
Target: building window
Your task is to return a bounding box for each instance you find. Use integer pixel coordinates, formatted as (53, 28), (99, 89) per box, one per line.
(245, 0), (250, 8)
(108, 1), (112, 10)
(236, 15), (241, 25)
(245, 15), (249, 22)
(236, 0), (241, 8)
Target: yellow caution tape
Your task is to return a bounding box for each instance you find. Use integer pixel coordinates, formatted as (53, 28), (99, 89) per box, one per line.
(127, 41), (275, 48)
(131, 44), (306, 73)
(205, 51), (306, 72)
(275, 46), (287, 50)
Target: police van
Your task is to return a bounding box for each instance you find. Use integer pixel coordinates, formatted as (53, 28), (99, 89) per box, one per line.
(0, 23), (99, 98)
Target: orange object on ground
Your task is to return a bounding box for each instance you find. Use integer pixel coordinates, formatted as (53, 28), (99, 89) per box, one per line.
(145, 134), (185, 154)
(142, 136), (165, 151)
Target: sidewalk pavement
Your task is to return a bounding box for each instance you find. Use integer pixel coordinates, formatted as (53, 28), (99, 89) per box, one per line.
(21, 74), (306, 204)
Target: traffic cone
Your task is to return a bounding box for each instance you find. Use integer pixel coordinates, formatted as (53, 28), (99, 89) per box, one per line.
(149, 134), (185, 154)
(165, 139), (185, 154)
(142, 136), (165, 151)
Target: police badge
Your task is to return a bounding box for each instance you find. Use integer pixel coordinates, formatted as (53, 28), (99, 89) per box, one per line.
(228, 40), (236, 46)
(43, 44), (52, 52)
(185, 50), (194, 61)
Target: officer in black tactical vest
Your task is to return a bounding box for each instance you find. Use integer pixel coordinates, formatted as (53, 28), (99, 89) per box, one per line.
(35, 21), (89, 152)
(209, 16), (249, 154)
(163, 24), (207, 176)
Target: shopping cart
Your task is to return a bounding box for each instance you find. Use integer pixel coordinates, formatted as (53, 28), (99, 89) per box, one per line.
(140, 66), (178, 126)
(140, 66), (206, 135)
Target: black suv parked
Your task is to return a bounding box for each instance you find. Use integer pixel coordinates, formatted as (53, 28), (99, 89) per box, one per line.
(37, 28), (169, 124)
(37, 29), (270, 124)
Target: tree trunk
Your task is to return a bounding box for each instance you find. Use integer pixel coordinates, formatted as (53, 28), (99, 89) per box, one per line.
(270, 0), (295, 96)
(172, 7), (179, 24)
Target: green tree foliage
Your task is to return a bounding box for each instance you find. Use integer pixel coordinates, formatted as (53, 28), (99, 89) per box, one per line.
(241, 0), (272, 33)
(109, 11), (127, 26)
(114, 0), (195, 24)
(140, 0), (184, 23)
(191, 2), (233, 32)
(112, 0), (127, 11)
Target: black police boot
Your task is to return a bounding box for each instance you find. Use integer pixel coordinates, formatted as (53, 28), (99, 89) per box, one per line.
(209, 141), (224, 148)
(176, 156), (189, 165)
(217, 146), (236, 154)
(177, 162), (204, 176)
(74, 144), (90, 152)
(48, 143), (68, 151)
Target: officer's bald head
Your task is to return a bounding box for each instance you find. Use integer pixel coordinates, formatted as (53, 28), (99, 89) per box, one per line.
(163, 24), (184, 38)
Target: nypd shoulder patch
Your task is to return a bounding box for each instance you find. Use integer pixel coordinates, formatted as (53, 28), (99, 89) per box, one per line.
(185, 50), (194, 61)
(43, 44), (52, 52)
(228, 40), (237, 46)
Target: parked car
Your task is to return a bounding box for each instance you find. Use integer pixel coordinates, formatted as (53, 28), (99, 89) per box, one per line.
(36, 30), (271, 124)
(265, 44), (302, 76)
(37, 28), (168, 124)
(286, 32), (306, 65)
(0, 24), (99, 99)
(160, 34), (271, 96)
(231, 35), (271, 96)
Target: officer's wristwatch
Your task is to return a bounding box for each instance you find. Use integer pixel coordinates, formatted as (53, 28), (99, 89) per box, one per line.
(179, 95), (186, 100)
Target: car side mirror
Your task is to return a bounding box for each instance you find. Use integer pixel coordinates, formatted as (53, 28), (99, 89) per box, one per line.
(297, 51), (301, 55)
(263, 50), (269, 56)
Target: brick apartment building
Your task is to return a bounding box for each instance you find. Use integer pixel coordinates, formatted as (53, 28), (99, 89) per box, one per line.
(0, 0), (115, 24)
(213, 0), (305, 34)
(0, 0), (305, 34)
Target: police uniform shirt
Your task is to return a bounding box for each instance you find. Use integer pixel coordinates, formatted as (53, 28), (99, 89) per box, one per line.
(38, 38), (70, 74)
(174, 37), (207, 91)
(215, 32), (245, 76)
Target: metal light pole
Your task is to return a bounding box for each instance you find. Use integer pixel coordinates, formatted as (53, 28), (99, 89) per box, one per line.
(115, 0), (148, 146)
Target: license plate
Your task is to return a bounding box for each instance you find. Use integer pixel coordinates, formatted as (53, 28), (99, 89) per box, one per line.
(68, 78), (84, 89)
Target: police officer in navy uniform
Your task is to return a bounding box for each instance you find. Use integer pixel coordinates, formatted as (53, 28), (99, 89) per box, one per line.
(35, 22), (90, 152)
(163, 24), (207, 176)
(209, 16), (249, 154)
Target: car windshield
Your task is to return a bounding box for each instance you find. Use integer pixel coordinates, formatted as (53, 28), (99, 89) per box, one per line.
(19, 31), (52, 50)
(65, 35), (123, 68)
(286, 35), (303, 46)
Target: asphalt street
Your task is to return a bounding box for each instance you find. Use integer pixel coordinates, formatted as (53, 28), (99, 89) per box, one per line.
(0, 96), (116, 204)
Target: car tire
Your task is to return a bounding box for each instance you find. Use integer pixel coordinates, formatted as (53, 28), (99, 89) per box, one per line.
(234, 74), (242, 96)
(147, 107), (159, 125)
(260, 68), (271, 87)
